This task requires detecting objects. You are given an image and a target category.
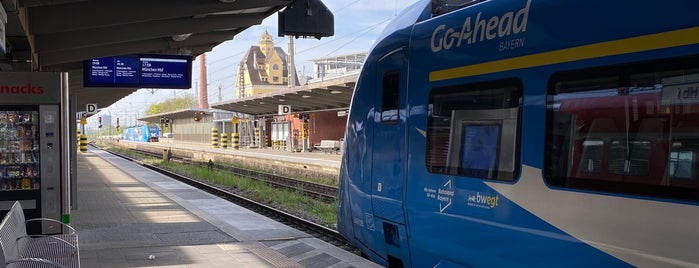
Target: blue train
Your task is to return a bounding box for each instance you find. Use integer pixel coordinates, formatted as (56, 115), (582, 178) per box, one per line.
(337, 0), (699, 267)
(123, 124), (160, 142)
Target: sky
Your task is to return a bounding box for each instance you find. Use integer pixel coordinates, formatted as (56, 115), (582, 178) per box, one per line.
(97, 0), (420, 127)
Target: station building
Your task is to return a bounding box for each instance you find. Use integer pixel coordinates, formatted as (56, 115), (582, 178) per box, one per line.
(140, 33), (364, 152)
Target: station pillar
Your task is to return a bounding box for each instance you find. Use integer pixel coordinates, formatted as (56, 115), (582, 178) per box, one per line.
(76, 129), (81, 152)
(232, 132), (240, 150)
(231, 116), (239, 150)
(220, 133), (228, 149)
(79, 134), (87, 153)
(254, 127), (260, 148)
(302, 117), (309, 152)
(211, 128), (219, 148)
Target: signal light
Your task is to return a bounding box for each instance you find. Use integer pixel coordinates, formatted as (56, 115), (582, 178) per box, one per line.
(193, 111), (205, 122)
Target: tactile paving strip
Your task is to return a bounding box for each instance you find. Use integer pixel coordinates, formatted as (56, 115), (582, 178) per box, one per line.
(244, 242), (304, 268)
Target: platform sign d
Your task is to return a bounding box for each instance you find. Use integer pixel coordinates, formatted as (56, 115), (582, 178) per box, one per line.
(278, 105), (291, 115)
(86, 103), (98, 114)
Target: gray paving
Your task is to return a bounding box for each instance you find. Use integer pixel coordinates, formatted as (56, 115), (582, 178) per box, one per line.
(72, 149), (380, 267)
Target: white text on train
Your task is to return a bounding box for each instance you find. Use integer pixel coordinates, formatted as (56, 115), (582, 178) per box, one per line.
(431, 0), (531, 52)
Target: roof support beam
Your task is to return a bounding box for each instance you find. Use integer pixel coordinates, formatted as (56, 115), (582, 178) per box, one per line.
(39, 30), (240, 66)
(34, 14), (263, 53)
(27, 0), (291, 35)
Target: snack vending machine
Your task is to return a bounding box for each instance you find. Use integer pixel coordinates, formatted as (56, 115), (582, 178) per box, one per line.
(0, 72), (67, 234)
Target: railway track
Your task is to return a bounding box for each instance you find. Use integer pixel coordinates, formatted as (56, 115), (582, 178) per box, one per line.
(93, 145), (360, 255)
(107, 145), (339, 203)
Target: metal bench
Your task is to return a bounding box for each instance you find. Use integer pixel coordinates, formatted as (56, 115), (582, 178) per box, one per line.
(315, 140), (341, 154)
(0, 202), (80, 268)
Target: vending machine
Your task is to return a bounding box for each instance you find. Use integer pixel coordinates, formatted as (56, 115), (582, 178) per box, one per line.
(0, 72), (67, 234)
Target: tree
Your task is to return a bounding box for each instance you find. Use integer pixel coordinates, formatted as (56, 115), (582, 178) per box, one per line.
(145, 95), (197, 115)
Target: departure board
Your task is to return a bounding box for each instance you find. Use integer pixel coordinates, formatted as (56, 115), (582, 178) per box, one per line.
(83, 54), (192, 89)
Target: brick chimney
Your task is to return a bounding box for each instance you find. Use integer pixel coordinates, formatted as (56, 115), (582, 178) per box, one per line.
(198, 53), (209, 109)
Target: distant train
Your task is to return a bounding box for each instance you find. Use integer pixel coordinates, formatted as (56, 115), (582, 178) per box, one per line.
(337, 0), (699, 267)
(123, 124), (159, 142)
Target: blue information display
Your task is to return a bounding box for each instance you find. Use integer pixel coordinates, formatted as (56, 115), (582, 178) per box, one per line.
(83, 54), (192, 89)
(115, 57), (139, 84)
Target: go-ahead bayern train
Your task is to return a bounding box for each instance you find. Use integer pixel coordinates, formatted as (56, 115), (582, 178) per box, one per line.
(337, 0), (699, 267)
(123, 124), (160, 142)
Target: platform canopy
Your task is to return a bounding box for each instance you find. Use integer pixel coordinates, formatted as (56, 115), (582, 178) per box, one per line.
(0, 0), (294, 110)
(212, 74), (357, 116)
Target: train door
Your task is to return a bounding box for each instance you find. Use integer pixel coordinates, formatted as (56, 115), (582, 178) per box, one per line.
(370, 47), (411, 266)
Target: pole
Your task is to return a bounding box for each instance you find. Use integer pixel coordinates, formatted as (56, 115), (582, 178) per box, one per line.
(288, 35), (295, 88)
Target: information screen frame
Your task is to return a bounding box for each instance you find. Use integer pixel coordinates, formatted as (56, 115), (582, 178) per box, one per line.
(83, 54), (193, 89)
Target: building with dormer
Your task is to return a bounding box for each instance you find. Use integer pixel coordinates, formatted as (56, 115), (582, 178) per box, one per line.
(235, 30), (300, 98)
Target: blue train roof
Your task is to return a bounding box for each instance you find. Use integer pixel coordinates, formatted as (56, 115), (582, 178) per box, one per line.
(372, 0), (431, 50)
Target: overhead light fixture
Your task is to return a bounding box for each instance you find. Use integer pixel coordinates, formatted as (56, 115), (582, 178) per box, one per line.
(279, 99), (285, 102)
(177, 48), (192, 55)
(219, 0), (236, 2)
(302, 95), (311, 98)
(172, 33), (192, 42)
(330, 90), (342, 94)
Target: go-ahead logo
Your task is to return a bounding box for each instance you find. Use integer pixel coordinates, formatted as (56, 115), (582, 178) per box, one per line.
(431, 0), (531, 52)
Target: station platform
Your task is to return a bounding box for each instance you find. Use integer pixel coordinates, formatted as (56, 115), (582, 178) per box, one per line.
(111, 140), (342, 181)
(155, 140), (343, 169)
(72, 148), (379, 268)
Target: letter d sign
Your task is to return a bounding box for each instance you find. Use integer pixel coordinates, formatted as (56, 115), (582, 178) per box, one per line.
(278, 105), (291, 115)
(86, 103), (98, 114)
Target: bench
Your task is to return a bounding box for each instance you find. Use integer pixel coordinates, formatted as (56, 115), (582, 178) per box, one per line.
(314, 140), (341, 154)
(0, 201), (80, 268)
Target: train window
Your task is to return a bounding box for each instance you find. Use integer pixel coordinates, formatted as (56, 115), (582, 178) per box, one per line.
(381, 70), (401, 123)
(580, 140), (604, 174)
(426, 78), (522, 181)
(545, 55), (699, 201)
(608, 140), (652, 176)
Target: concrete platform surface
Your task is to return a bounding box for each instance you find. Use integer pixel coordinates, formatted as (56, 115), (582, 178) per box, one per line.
(72, 148), (380, 268)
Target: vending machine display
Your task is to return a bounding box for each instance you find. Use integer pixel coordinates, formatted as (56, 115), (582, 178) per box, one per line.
(0, 110), (41, 191)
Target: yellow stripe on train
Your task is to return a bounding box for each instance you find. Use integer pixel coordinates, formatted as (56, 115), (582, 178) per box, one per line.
(429, 26), (699, 82)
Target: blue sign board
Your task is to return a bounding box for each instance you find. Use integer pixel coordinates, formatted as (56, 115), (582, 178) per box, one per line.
(83, 54), (192, 89)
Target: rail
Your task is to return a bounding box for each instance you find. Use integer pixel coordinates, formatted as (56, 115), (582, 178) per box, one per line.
(110, 145), (339, 203)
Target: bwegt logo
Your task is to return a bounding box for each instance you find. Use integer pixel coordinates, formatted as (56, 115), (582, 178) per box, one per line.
(0, 83), (45, 95)
(468, 192), (500, 209)
(431, 0), (531, 52)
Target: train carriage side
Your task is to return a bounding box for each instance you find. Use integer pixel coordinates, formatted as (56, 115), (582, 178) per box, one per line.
(122, 124), (160, 142)
(339, 0), (699, 267)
